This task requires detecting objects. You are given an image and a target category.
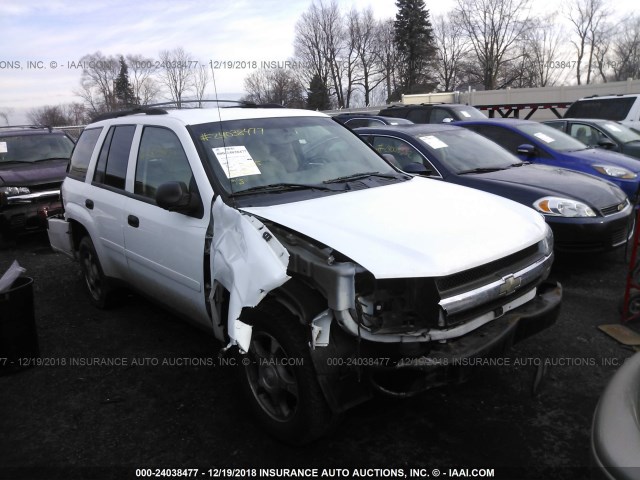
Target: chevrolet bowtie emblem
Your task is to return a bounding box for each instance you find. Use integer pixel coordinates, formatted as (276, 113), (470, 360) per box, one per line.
(499, 274), (522, 295)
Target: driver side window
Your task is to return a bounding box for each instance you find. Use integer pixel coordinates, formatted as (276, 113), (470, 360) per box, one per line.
(134, 127), (194, 201)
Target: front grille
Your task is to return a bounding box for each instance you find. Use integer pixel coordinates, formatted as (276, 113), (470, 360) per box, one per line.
(29, 182), (61, 192)
(600, 200), (628, 216)
(435, 243), (540, 295)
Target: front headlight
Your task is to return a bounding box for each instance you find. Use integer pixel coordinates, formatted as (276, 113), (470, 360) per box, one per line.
(0, 186), (30, 197)
(541, 224), (554, 255)
(534, 196), (596, 217)
(593, 165), (637, 179)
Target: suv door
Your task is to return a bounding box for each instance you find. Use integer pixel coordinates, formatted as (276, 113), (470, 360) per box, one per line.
(89, 125), (136, 279)
(123, 125), (210, 326)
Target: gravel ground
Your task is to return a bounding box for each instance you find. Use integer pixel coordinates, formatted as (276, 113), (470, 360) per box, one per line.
(1, 232), (639, 480)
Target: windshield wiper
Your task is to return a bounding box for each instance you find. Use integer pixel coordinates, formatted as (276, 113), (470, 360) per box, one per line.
(458, 167), (507, 174)
(323, 171), (398, 184)
(0, 160), (31, 165)
(510, 162), (530, 167)
(230, 182), (340, 196)
(34, 157), (69, 162)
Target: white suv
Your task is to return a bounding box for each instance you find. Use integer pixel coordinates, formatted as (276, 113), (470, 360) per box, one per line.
(564, 94), (640, 132)
(48, 104), (561, 443)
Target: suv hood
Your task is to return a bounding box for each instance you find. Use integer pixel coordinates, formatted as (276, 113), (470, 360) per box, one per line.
(241, 177), (547, 279)
(0, 160), (68, 186)
(458, 164), (627, 209)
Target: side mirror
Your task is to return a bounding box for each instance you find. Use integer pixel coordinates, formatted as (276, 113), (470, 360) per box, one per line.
(597, 138), (618, 150)
(517, 144), (536, 156)
(442, 118), (454, 123)
(402, 162), (432, 175)
(156, 181), (198, 213)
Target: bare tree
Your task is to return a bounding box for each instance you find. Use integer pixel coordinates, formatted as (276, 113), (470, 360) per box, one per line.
(125, 54), (161, 105)
(566, 0), (610, 84)
(192, 66), (210, 107)
(349, 8), (385, 106)
(375, 18), (400, 102)
(521, 14), (569, 87)
(158, 47), (195, 108)
(28, 105), (74, 126)
(455, 0), (532, 90)
(433, 13), (470, 91)
(0, 109), (11, 126)
(609, 15), (640, 81)
(243, 69), (306, 108)
(74, 51), (120, 115)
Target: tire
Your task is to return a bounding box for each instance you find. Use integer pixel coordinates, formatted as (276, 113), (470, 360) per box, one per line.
(78, 235), (113, 309)
(238, 303), (336, 444)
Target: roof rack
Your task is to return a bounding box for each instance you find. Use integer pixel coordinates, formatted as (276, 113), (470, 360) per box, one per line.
(0, 125), (54, 132)
(92, 107), (169, 122)
(145, 99), (285, 109)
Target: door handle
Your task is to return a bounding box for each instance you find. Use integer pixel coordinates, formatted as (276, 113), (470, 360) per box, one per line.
(127, 215), (139, 228)
(85, 199), (94, 210)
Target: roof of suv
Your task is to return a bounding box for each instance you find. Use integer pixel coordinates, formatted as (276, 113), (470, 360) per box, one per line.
(0, 125), (64, 137)
(89, 107), (328, 128)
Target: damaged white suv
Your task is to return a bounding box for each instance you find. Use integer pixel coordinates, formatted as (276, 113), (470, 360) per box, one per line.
(49, 104), (561, 443)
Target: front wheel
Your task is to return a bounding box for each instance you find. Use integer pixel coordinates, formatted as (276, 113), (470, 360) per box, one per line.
(238, 303), (337, 444)
(78, 235), (113, 309)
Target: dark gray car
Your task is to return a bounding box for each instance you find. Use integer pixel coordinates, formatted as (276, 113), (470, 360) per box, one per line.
(544, 119), (640, 160)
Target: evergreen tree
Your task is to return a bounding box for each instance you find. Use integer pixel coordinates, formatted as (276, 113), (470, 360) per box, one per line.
(114, 56), (136, 108)
(306, 74), (331, 110)
(394, 0), (437, 94)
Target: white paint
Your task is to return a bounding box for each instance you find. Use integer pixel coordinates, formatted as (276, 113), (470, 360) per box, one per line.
(210, 196), (290, 352)
(242, 177), (548, 279)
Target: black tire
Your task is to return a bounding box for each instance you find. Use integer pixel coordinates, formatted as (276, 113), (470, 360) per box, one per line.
(238, 303), (336, 444)
(78, 235), (113, 309)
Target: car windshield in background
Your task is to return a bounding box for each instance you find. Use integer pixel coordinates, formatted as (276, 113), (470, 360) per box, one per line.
(451, 106), (486, 120)
(414, 128), (521, 173)
(192, 116), (400, 194)
(601, 122), (640, 143)
(516, 123), (588, 152)
(0, 134), (74, 163)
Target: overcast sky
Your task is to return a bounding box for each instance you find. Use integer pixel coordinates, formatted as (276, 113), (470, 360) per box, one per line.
(0, 0), (635, 124)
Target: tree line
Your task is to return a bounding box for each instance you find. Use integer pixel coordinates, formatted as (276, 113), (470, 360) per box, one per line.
(10, 0), (640, 126)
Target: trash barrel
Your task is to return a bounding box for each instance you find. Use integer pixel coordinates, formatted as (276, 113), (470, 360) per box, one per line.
(0, 277), (39, 374)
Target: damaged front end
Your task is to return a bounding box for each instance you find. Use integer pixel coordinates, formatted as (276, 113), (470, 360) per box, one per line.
(207, 200), (561, 412)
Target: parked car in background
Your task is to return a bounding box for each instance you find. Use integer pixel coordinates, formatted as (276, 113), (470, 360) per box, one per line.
(332, 113), (413, 128)
(456, 119), (640, 204)
(591, 352), (640, 479)
(356, 124), (634, 253)
(543, 118), (640, 160)
(0, 125), (75, 245)
(378, 103), (486, 124)
(564, 94), (640, 133)
(48, 104), (561, 443)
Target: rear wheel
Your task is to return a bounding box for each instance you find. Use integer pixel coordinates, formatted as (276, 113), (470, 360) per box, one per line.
(78, 236), (113, 309)
(238, 303), (336, 444)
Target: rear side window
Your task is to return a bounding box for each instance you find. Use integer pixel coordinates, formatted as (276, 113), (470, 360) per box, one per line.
(68, 128), (102, 180)
(407, 109), (429, 123)
(565, 97), (636, 121)
(466, 125), (527, 153)
(93, 125), (136, 189)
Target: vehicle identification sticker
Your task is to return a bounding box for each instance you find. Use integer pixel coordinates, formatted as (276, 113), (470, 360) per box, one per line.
(460, 110), (472, 118)
(533, 132), (555, 143)
(0, 142), (7, 153)
(603, 123), (622, 132)
(212, 146), (261, 178)
(419, 135), (448, 149)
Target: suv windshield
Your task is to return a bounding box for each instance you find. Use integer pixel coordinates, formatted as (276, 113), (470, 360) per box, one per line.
(192, 116), (400, 194)
(0, 133), (74, 164)
(516, 123), (588, 152)
(414, 128), (521, 173)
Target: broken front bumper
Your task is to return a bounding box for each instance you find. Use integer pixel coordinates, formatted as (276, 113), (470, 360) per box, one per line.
(1, 190), (62, 235)
(311, 281), (562, 409)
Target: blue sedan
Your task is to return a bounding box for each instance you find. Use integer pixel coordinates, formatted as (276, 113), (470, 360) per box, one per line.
(355, 124), (634, 253)
(455, 118), (640, 203)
